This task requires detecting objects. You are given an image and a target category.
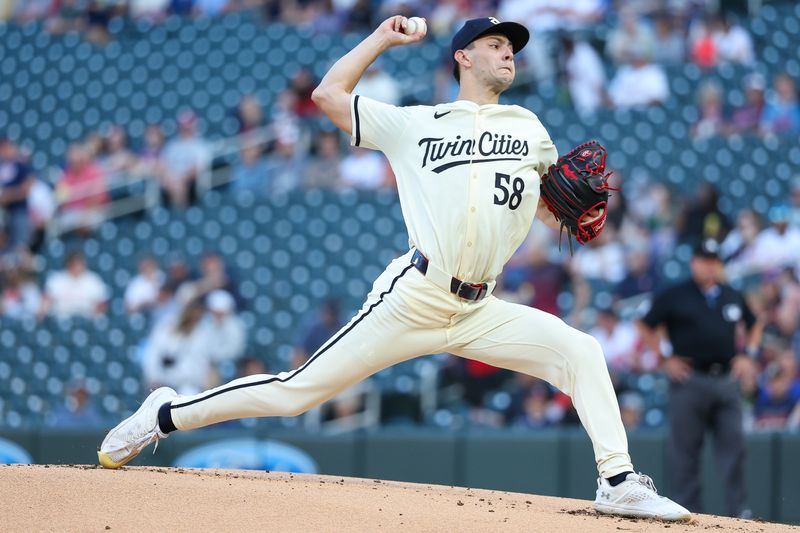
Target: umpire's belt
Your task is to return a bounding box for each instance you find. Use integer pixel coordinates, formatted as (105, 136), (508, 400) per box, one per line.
(411, 249), (491, 302)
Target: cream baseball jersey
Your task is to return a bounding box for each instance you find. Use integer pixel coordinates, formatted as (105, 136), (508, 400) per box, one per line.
(350, 95), (558, 283)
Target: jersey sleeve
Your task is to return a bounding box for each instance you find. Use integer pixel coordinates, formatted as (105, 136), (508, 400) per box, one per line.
(536, 139), (558, 177)
(350, 94), (411, 153)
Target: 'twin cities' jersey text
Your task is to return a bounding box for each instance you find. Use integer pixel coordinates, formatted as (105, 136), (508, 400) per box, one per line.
(418, 132), (530, 173)
(350, 95), (557, 283)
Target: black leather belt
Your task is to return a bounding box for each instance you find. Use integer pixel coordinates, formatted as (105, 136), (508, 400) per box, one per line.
(411, 249), (489, 301)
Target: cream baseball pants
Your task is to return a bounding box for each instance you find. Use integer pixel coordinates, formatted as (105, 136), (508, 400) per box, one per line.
(168, 250), (634, 478)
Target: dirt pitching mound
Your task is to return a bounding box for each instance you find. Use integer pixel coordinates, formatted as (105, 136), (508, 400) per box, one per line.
(0, 465), (794, 532)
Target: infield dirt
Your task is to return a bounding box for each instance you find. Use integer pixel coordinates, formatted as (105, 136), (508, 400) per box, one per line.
(0, 464), (796, 532)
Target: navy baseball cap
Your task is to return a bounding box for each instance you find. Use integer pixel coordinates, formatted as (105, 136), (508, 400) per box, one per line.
(450, 17), (530, 60)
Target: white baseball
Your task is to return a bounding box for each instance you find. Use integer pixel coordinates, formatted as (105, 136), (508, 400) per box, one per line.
(404, 17), (427, 36)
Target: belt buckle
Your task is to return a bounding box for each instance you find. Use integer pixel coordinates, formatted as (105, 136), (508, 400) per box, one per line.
(456, 280), (487, 301)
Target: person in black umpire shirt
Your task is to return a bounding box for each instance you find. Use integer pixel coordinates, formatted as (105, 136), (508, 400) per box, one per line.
(638, 238), (762, 518)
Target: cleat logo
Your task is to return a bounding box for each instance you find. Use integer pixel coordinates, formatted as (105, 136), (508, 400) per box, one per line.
(601, 491), (610, 500)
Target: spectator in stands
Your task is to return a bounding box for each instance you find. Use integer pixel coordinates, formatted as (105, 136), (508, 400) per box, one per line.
(428, 0), (467, 37)
(11, 0), (54, 23)
(754, 351), (800, 431)
(590, 307), (644, 377)
(607, 49), (669, 109)
(289, 69), (319, 119)
(790, 178), (800, 229)
(570, 228), (627, 284)
(309, 0), (344, 34)
(233, 94), (265, 135)
(193, 0), (232, 17)
(125, 255), (164, 314)
(605, 9), (655, 66)
(354, 62), (402, 106)
(42, 250), (109, 319)
(98, 125), (137, 190)
(760, 72), (800, 136)
(344, 0), (373, 32)
(651, 12), (685, 65)
(524, 244), (571, 316)
(711, 13), (754, 65)
(0, 136), (34, 251)
(56, 143), (109, 234)
(46, 0), (85, 34)
(512, 379), (563, 429)
(270, 90), (303, 149)
(304, 130), (344, 189)
(750, 206), (800, 273)
(0, 265), (42, 320)
(265, 136), (307, 195)
(615, 246), (659, 300)
(676, 182), (730, 246)
(231, 143), (269, 193)
(129, 0), (170, 21)
(143, 298), (214, 395)
(152, 279), (180, 325)
(177, 251), (238, 305)
(755, 269), (800, 357)
(728, 73), (766, 136)
(169, 0), (194, 16)
(629, 181), (678, 260)
(440, 355), (511, 427)
(48, 381), (103, 428)
(166, 254), (192, 287)
(558, 33), (606, 117)
(689, 17), (718, 69)
(203, 289), (246, 367)
(721, 208), (763, 280)
(291, 299), (342, 369)
(237, 356), (268, 379)
(691, 81), (726, 139)
(84, 0), (116, 45)
(618, 391), (645, 431)
(161, 110), (210, 207)
(133, 123), (167, 182)
(339, 146), (388, 190)
(27, 177), (56, 253)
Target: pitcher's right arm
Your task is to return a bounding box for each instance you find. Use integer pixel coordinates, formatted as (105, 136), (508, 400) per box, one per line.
(311, 16), (425, 135)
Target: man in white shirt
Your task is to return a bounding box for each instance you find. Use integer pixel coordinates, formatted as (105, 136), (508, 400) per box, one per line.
(339, 146), (388, 189)
(44, 250), (108, 318)
(609, 52), (669, 109)
(98, 15), (689, 522)
(203, 289), (246, 366)
(560, 34), (607, 116)
(353, 62), (402, 105)
(712, 15), (754, 65)
(124, 255), (164, 314)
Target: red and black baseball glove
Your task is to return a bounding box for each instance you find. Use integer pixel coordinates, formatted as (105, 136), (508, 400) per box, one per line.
(539, 140), (616, 250)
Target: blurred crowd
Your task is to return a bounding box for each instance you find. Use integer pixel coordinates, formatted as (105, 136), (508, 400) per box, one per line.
(4, 0), (798, 130)
(1, 0), (799, 433)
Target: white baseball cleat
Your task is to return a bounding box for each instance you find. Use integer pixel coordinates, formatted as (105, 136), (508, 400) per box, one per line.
(97, 387), (177, 469)
(593, 472), (692, 521)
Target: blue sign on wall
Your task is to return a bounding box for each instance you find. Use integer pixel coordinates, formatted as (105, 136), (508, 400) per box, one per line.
(174, 438), (318, 473)
(0, 438), (33, 464)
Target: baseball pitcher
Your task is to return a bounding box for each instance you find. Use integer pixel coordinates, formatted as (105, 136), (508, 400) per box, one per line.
(98, 15), (690, 521)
